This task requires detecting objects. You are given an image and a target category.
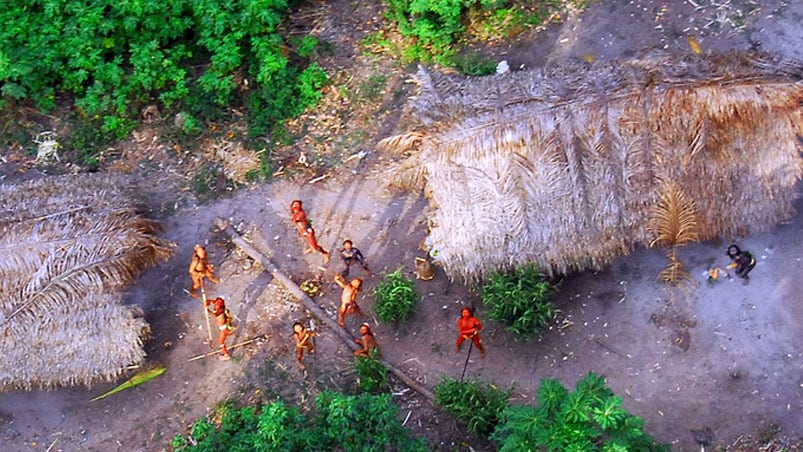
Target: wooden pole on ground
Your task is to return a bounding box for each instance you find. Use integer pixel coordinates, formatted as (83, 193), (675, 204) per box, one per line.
(214, 218), (435, 402)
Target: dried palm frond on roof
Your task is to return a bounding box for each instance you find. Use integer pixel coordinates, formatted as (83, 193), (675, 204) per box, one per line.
(378, 52), (803, 282)
(649, 180), (700, 285)
(0, 174), (175, 390)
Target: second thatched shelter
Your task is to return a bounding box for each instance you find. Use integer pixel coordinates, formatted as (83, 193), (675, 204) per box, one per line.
(379, 52), (803, 282)
(0, 174), (175, 390)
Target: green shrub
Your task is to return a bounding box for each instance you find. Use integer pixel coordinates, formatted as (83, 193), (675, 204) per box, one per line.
(491, 372), (669, 451)
(172, 392), (430, 451)
(354, 349), (389, 393)
(372, 268), (418, 323)
(434, 377), (511, 437)
(384, 0), (470, 65)
(449, 51), (498, 76)
(0, 0), (327, 161)
(478, 264), (558, 340)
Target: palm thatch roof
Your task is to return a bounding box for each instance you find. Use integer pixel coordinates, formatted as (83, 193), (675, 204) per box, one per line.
(0, 174), (175, 390)
(378, 52), (803, 282)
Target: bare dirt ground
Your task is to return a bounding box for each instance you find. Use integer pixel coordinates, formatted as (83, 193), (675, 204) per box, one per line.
(1, 1), (801, 451)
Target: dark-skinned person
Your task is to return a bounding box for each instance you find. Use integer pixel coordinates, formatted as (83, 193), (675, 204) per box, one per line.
(339, 239), (371, 278)
(726, 244), (756, 284)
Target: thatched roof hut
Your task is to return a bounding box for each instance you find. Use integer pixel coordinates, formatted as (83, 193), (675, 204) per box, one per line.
(0, 175), (175, 390)
(379, 52), (803, 282)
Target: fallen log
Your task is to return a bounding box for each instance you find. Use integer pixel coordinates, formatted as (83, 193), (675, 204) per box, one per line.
(214, 218), (435, 402)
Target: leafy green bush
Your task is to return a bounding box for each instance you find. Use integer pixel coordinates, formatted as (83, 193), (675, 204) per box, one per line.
(172, 392), (429, 451)
(383, 0), (556, 66)
(0, 0), (327, 159)
(491, 372), (669, 451)
(373, 268), (418, 323)
(478, 264), (558, 340)
(449, 51), (498, 76)
(384, 0), (470, 64)
(354, 349), (389, 393)
(434, 377), (511, 437)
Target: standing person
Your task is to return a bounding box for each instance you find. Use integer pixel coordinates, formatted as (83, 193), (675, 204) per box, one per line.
(339, 239), (371, 277)
(206, 297), (234, 360)
(289, 200), (330, 264)
(335, 273), (364, 327)
(353, 323), (379, 357)
(292, 321), (316, 370)
(726, 244), (756, 283)
(189, 244), (219, 298)
(456, 307), (485, 359)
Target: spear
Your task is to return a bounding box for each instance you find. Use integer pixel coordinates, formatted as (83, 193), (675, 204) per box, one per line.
(200, 282), (213, 347)
(460, 336), (474, 381)
(188, 335), (269, 362)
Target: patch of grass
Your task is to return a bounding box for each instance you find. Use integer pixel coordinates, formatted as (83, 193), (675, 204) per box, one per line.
(356, 74), (388, 103)
(373, 268), (418, 323)
(449, 51), (498, 76)
(190, 162), (233, 203)
(65, 117), (116, 167)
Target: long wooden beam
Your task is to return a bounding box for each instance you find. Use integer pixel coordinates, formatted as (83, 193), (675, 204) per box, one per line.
(214, 218), (435, 402)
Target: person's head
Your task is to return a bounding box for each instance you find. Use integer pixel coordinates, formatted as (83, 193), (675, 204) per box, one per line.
(290, 200), (302, 211)
(727, 244), (741, 258)
(461, 307), (473, 318)
(213, 297), (225, 307)
(293, 322), (305, 334)
(343, 239), (353, 250)
(194, 244), (206, 258)
(359, 323), (372, 336)
(350, 278), (363, 290)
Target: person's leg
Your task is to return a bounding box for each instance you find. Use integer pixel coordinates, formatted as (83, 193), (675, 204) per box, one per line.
(219, 328), (231, 360)
(296, 347), (305, 368)
(743, 260), (756, 277)
(456, 335), (465, 352)
(190, 275), (203, 298)
(473, 335), (486, 359)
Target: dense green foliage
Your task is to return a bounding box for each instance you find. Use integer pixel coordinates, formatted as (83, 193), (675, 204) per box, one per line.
(172, 392), (429, 451)
(478, 264), (558, 340)
(354, 349), (390, 393)
(434, 377), (512, 437)
(382, 0), (545, 70)
(372, 267), (418, 323)
(491, 373), (669, 451)
(0, 0), (327, 163)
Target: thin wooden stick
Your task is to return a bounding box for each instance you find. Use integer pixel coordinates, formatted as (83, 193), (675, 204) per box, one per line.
(200, 283), (213, 347)
(188, 335), (268, 362)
